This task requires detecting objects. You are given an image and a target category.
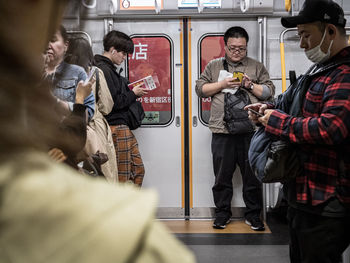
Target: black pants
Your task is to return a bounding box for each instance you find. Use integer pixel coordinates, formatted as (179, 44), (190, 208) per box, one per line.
(288, 207), (350, 263)
(211, 133), (262, 219)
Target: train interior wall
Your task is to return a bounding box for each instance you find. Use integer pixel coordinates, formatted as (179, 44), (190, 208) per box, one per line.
(62, 0), (350, 220)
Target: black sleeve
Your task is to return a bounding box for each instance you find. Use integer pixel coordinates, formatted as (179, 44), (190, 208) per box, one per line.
(101, 66), (138, 111)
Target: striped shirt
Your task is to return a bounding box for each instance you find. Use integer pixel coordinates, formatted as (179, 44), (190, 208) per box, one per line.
(265, 46), (350, 206)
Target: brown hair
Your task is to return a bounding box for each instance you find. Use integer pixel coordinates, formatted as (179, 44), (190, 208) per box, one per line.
(65, 37), (93, 73)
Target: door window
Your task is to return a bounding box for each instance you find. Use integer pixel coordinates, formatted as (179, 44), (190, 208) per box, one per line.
(198, 34), (225, 124)
(128, 36), (173, 125)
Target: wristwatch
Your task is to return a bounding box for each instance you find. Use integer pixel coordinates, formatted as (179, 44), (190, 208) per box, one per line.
(249, 83), (254, 90)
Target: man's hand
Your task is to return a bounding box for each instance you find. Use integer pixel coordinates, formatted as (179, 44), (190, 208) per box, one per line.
(132, 83), (148, 97)
(245, 103), (267, 124)
(257, 109), (274, 126)
(219, 77), (241, 89)
(245, 103), (276, 126)
(242, 74), (250, 88)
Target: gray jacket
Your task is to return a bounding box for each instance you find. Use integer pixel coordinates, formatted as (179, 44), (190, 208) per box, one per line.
(195, 56), (275, 133)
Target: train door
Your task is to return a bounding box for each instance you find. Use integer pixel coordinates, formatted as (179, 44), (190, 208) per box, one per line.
(115, 20), (184, 215)
(190, 19), (261, 217)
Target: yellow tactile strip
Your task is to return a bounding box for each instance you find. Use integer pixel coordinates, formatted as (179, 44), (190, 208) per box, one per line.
(159, 219), (271, 234)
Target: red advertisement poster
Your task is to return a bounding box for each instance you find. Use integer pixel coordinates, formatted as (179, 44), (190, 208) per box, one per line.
(200, 35), (225, 111)
(128, 37), (171, 113)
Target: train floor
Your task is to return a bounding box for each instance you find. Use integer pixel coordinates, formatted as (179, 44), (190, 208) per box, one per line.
(161, 210), (290, 263)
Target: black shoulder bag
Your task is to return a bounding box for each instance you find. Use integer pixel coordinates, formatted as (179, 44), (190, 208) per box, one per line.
(222, 60), (254, 134)
(128, 100), (145, 130)
(120, 76), (145, 130)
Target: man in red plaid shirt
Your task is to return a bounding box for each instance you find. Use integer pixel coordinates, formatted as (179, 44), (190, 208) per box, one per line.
(246, 0), (350, 262)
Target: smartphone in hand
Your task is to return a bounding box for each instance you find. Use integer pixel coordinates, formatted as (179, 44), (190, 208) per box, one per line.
(85, 68), (96, 84)
(248, 108), (264, 117)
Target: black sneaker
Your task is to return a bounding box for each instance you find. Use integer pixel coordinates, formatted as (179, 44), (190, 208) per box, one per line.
(213, 217), (231, 229)
(245, 217), (265, 231)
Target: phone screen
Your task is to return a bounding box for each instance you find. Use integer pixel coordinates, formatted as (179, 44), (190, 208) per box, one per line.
(85, 68), (96, 84)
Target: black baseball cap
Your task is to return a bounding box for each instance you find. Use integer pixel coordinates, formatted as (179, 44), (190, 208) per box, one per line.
(281, 0), (346, 28)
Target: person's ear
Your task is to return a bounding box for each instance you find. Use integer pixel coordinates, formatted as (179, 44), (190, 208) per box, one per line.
(328, 24), (337, 39)
(109, 47), (115, 54)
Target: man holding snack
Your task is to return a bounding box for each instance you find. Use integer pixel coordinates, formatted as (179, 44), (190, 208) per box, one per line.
(195, 26), (275, 230)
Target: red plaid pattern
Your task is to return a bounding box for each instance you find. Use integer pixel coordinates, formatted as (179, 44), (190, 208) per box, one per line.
(266, 47), (350, 205)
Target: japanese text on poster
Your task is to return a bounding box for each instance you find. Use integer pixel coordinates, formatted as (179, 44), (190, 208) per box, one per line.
(128, 37), (171, 114)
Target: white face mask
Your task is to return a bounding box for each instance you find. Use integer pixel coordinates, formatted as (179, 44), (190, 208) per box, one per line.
(305, 30), (333, 64)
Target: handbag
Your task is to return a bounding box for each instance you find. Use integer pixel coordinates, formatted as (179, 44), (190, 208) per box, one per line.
(81, 151), (108, 178)
(119, 75), (145, 130)
(224, 88), (254, 134)
(127, 100), (145, 130)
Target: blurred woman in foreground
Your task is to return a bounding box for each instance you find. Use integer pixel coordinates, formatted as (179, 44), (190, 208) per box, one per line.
(0, 1), (195, 262)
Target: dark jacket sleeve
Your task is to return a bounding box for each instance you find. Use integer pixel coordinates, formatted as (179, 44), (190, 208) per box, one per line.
(101, 65), (138, 111)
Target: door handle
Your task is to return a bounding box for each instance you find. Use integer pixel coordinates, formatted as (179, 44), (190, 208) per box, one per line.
(175, 116), (181, 127)
(193, 116), (198, 127)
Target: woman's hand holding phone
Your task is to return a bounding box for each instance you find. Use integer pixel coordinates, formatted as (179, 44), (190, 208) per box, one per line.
(84, 68), (96, 85)
(76, 78), (94, 104)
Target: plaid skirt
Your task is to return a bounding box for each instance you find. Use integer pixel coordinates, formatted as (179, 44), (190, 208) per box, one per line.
(110, 125), (145, 186)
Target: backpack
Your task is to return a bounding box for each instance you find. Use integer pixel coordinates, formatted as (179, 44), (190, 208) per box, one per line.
(249, 57), (350, 183)
(250, 67), (312, 183)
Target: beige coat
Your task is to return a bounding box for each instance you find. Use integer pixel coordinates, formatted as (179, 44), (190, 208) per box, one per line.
(0, 151), (195, 263)
(85, 68), (118, 183)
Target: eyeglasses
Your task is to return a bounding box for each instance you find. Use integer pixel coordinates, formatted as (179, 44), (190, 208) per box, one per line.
(226, 46), (247, 53)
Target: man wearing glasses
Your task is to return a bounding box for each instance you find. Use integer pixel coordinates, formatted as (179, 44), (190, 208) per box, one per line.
(196, 26), (275, 230)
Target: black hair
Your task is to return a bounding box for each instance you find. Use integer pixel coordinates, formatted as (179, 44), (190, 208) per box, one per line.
(65, 37), (93, 73)
(103, 30), (134, 54)
(224, 26), (249, 45)
(317, 22), (346, 37)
